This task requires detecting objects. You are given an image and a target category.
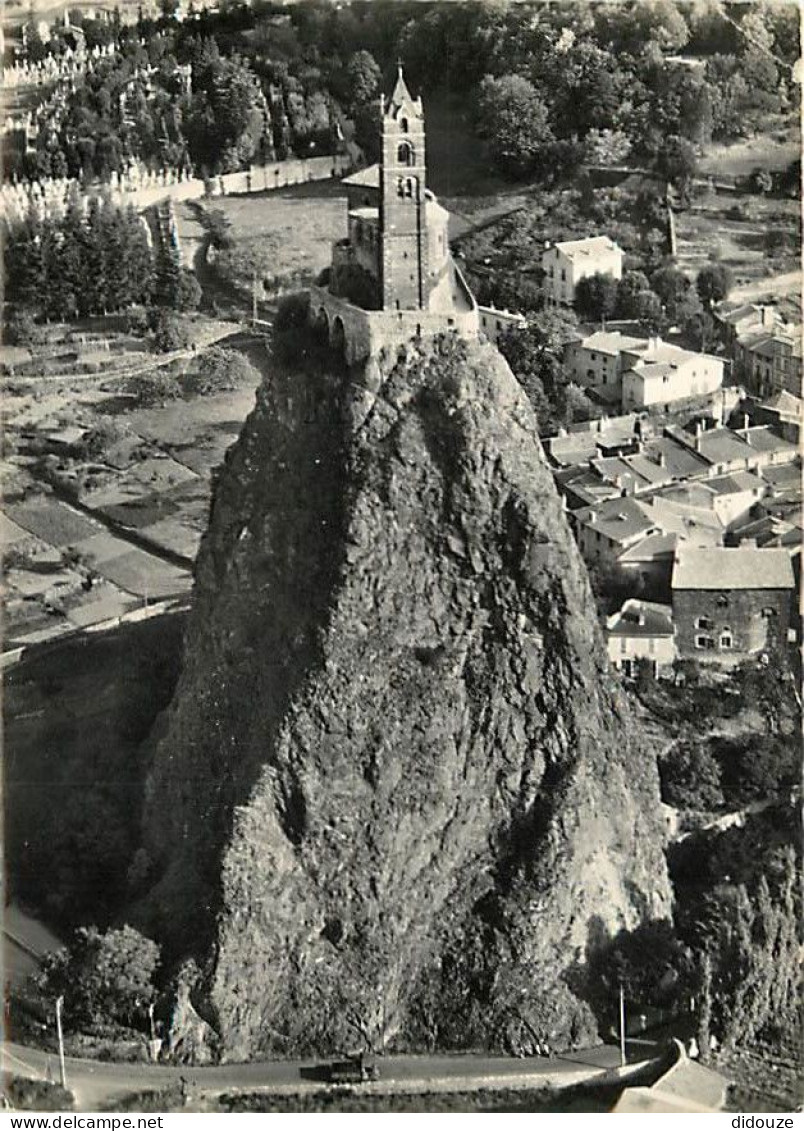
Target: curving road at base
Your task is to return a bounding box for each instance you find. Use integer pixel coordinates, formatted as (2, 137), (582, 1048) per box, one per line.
(2, 1038), (656, 1111)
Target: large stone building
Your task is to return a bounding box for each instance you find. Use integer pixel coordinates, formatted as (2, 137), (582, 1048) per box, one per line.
(308, 67), (479, 364)
(671, 546), (794, 662)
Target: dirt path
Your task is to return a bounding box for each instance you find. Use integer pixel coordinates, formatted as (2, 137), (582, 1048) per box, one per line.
(729, 271), (801, 303)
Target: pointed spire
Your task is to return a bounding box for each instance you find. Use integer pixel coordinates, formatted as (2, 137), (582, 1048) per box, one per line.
(389, 61), (414, 111)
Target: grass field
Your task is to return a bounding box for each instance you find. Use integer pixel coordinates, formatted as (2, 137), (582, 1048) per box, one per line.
(697, 123), (800, 179)
(208, 192), (347, 298)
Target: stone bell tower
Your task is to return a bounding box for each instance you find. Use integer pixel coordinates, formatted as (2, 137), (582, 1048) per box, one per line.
(380, 65), (429, 311)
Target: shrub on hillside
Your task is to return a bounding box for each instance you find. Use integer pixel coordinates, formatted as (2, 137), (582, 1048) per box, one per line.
(712, 734), (799, 806)
(181, 347), (261, 395)
(149, 310), (192, 354)
(5, 307), (39, 348)
(659, 740), (724, 811)
(5, 1076), (74, 1111)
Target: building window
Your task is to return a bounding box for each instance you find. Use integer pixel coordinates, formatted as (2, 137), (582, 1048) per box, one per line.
(404, 178), (415, 198)
(695, 635), (715, 650)
(561, 268), (566, 281)
(591, 353), (596, 361)
(716, 594), (729, 608)
(397, 177), (405, 197)
(695, 616), (714, 631)
(761, 606), (777, 618)
(398, 143), (415, 166)
(400, 117), (409, 133)
(720, 630), (733, 650)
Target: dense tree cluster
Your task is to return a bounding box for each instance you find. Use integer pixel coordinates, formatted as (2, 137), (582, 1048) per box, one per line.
(15, 0), (797, 186)
(4, 194), (154, 321)
(497, 312), (595, 433)
(3, 188), (204, 326)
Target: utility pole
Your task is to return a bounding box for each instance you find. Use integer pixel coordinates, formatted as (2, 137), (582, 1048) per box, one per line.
(252, 271), (258, 329)
(55, 996), (67, 1090)
(618, 983), (626, 1068)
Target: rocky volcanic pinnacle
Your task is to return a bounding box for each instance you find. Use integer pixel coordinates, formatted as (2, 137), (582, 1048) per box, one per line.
(142, 332), (672, 1061)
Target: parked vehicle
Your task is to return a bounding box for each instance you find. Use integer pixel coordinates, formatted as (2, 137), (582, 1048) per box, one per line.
(325, 1052), (380, 1084)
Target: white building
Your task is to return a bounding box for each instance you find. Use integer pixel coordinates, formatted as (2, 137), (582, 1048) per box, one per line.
(566, 331), (725, 411)
(606, 598), (676, 678)
(542, 236), (624, 307)
(478, 306), (528, 344)
(622, 349), (724, 410)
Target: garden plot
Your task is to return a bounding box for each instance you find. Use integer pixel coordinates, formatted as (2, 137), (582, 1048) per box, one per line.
(91, 548), (192, 600)
(80, 455), (199, 510)
(64, 583), (140, 629)
(5, 498), (104, 546)
(674, 191), (800, 290)
(0, 511), (36, 549)
(101, 493), (183, 530)
(138, 517), (205, 560)
(73, 530), (141, 565)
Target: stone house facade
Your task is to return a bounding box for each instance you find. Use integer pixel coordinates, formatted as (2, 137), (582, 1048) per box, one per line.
(671, 546), (794, 663)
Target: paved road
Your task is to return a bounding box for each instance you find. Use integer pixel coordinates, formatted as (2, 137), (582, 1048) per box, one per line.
(2, 1039), (653, 1110)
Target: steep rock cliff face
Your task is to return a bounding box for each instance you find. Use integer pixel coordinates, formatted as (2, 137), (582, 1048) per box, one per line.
(142, 334), (671, 1060)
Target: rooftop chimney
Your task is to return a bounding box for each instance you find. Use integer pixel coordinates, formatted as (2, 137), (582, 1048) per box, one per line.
(638, 610), (646, 626)
(658, 451), (667, 467)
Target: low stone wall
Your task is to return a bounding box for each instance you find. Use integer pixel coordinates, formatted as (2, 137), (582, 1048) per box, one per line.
(308, 285), (480, 366)
(1, 155), (351, 223)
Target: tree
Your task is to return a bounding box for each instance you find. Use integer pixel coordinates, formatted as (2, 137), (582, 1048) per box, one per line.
(39, 926), (160, 1030)
(182, 346), (260, 396)
(177, 269), (202, 312)
(714, 734), (799, 805)
(574, 272), (619, 322)
(345, 49), (381, 111)
(659, 740), (723, 810)
(5, 307), (38, 347)
(655, 134), (698, 202)
(497, 321), (577, 433)
(616, 271), (651, 318)
(696, 263), (733, 306)
(630, 0), (690, 52)
(476, 74), (554, 179)
(650, 264), (691, 318)
(634, 289), (666, 332)
(153, 233), (183, 309)
(150, 309), (191, 353)
(584, 128), (632, 167)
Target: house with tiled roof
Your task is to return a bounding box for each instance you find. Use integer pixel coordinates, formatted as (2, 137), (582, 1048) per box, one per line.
(566, 331), (724, 410)
(671, 546), (794, 662)
(572, 495), (659, 564)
